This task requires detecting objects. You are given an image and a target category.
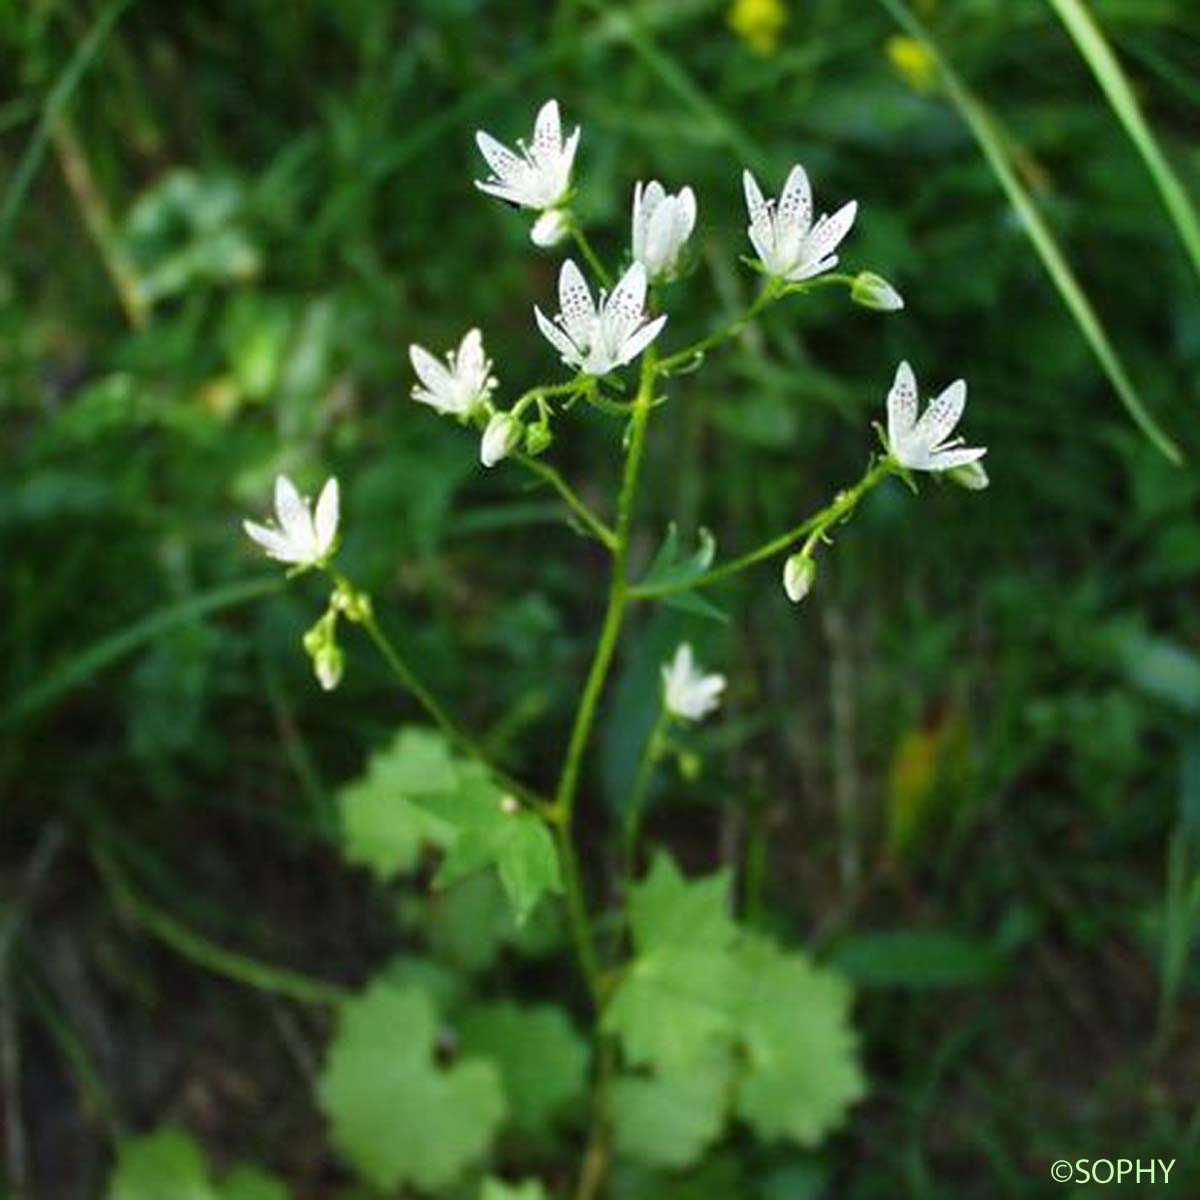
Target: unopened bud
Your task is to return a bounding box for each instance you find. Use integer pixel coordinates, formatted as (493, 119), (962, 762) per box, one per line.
(783, 552), (817, 603)
(851, 271), (904, 313)
(525, 422), (553, 456)
(531, 208), (569, 248)
(313, 642), (344, 691)
(947, 459), (989, 491)
(481, 412), (522, 468)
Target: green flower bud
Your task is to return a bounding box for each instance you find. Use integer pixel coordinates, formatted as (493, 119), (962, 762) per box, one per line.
(851, 271), (904, 313)
(783, 552), (817, 603)
(947, 459), (989, 491)
(313, 642), (344, 692)
(525, 422), (554, 456)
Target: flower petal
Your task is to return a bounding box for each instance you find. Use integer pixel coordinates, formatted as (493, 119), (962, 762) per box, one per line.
(913, 379), (967, 449)
(604, 262), (648, 343)
(887, 361), (919, 449)
(927, 445), (987, 471)
(243, 519), (302, 563)
(410, 343), (453, 395)
(615, 312), (667, 368)
(532, 99), (562, 159)
(535, 304), (582, 367)
(274, 475), (314, 551)
(314, 477), (339, 556)
(475, 130), (523, 182)
(778, 164), (813, 239)
(805, 199), (857, 263)
(558, 258), (595, 342)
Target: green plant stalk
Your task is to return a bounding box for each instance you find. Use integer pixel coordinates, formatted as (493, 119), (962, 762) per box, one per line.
(347, 588), (549, 813)
(94, 848), (348, 1006)
(622, 705), (669, 867)
(876, 0), (1182, 465)
(1050, 0), (1200, 285)
(632, 456), (896, 600)
(2, 577), (282, 727)
(656, 279), (779, 374)
(514, 452), (617, 549)
(568, 217), (613, 288)
(549, 352), (659, 1007)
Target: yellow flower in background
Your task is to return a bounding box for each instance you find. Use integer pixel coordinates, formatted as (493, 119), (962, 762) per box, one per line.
(886, 34), (940, 94)
(728, 0), (788, 56)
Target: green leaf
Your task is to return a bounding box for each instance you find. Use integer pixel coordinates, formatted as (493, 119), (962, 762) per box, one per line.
(414, 762), (562, 924)
(107, 1129), (290, 1200)
(318, 978), (505, 1192)
(603, 855), (739, 1068)
(639, 524), (716, 592)
(458, 1002), (589, 1133)
(480, 1180), (550, 1200)
(108, 1129), (216, 1200)
(829, 929), (1007, 987)
(733, 938), (866, 1146)
(220, 1168), (290, 1200)
(338, 727), (455, 878)
(420, 872), (563, 973)
(611, 1051), (732, 1169)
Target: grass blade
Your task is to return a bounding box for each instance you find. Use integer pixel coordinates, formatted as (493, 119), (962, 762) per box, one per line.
(2, 577), (280, 726)
(0, 0), (134, 255)
(877, 0), (1183, 465)
(1050, 0), (1200, 286)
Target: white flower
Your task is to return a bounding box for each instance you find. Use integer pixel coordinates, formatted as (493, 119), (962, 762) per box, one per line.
(475, 99), (580, 215)
(480, 411), (522, 467)
(244, 475), (339, 567)
(409, 328), (497, 419)
(851, 271), (904, 312)
(535, 259), (667, 376)
(742, 164), (857, 282)
(662, 643), (726, 723)
(885, 360), (986, 473)
(631, 180), (697, 280)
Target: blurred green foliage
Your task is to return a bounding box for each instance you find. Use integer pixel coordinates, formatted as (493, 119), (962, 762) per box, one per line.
(3, 0), (1200, 1196)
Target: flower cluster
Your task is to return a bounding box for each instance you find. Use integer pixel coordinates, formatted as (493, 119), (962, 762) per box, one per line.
(242, 95), (988, 687)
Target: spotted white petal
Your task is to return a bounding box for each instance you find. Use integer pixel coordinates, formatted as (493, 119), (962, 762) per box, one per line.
(535, 303), (583, 367)
(887, 360), (919, 448)
(559, 258), (596, 343)
(777, 164), (813, 240)
(913, 378), (966, 449)
(474, 99), (578, 213)
(613, 311), (667, 368)
(603, 262), (648, 346)
(884, 362), (986, 474)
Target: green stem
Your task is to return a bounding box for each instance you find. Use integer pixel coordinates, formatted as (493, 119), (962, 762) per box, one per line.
(338, 576), (549, 812)
(514, 453), (617, 549)
(630, 457), (896, 600)
(656, 279), (780, 374)
(623, 706), (669, 869)
(94, 847), (348, 1005)
(568, 217), (614, 288)
(549, 353), (659, 1006)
